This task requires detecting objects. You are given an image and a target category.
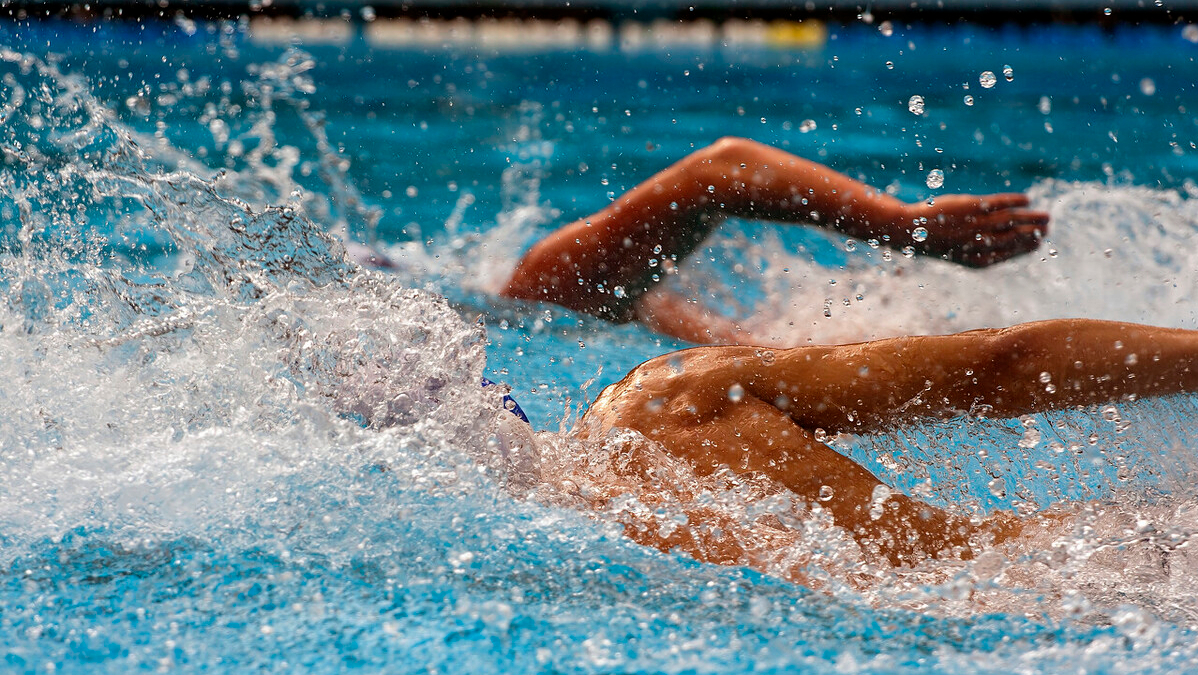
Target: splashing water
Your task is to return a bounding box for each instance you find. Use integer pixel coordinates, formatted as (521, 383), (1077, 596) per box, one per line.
(4, 35), (1198, 674)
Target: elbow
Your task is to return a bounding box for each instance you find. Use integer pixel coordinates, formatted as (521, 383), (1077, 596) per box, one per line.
(700, 136), (769, 166)
(686, 137), (774, 204)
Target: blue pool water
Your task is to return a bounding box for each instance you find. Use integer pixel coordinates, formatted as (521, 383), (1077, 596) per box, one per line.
(2, 17), (1198, 672)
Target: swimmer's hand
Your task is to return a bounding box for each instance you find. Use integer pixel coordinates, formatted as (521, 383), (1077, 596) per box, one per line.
(901, 194), (1049, 268)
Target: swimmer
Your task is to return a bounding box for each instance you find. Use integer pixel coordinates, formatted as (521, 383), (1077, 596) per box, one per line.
(501, 136), (1050, 344)
(576, 318), (1198, 569)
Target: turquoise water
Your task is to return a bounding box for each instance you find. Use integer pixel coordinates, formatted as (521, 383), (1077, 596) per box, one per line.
(2, 17), (1198, 672)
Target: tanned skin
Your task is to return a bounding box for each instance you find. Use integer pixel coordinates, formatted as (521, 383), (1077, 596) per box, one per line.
(502, 137), (1049, 344)
(580, 319), (1198, 567)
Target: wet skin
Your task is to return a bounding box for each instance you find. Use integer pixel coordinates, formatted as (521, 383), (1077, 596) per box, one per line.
(580, 319), (1198, 567)
(503, 136), (1050, 344)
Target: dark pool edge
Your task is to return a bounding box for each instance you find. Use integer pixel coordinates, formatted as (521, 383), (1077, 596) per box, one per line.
(4, 0), (1198, 26)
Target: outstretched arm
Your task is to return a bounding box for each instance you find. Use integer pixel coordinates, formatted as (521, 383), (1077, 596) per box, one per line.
(503, 136), (1048, 328)
(752, 319), (1198, 434)
(583, 319), (1198, 566)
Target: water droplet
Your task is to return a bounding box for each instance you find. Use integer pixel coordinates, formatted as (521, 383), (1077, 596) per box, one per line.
(1140, 77), (1156, 96)
(911, 226), (929, 242)
(1125, 353), (1138, 366)
(613, 286), (627, 299)
(758, 350), (776, 365)
(1104, 6), (1112, 15)
(1019, 426), (1041, 449)
(844, 239), (857, 252)
(963, 95), (974, 106)
(1038, 96), (1052, 114)
(902, 245), (915, 258)
(1045, 383), (1057, 393)
(818, 485), (835, 501)
(925, 169), (944, 189)
(1002, 64), (1014, 81)
(987, 477), (1007, 499)
(885, 61), (894, 70)
(979, 71), (997, 88)
(869, 484), (891, 520)
(879, 20), (893, 36)
(728, 383), (745, 403)
(799, 119), (817, 133)
(1039, 371), (1052, 383)
(1184, 24), (1198, 43)
(907, 95), (925, 115)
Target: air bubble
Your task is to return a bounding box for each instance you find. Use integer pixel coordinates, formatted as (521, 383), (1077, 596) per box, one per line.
(907, 95), (925, 115)
(1185, 24), (1198, 43)
(963, 95), (974, 106)
(925, 169), (944, 189)
(1002, 64), (1014, 81)
(613, 286), (627, 299)
(1039, 371), (1052, 383)
(818, 485), (835, 501)
(1140, 78), (1156, 96)
(799, 119), (816, 133)
(727, 383), (745, 403)
(979, 71), (997, 88)
(911, 226), (928, 242)
(879, 20), (894, 36)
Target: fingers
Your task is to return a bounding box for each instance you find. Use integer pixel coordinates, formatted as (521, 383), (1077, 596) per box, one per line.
(978, 193), (1031, 212)
(954, 224), (1045, 267)
(978, 209), (1050, 234)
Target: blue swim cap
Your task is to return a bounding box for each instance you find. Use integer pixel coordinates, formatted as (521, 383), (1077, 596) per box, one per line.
(480, 377), (530, 424)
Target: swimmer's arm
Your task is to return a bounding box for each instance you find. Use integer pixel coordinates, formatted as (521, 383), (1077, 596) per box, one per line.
(504, 139), (1050, 318)
(749, 319), (1198, 433)
(687, 139), (1049, 267)
(632, 288), (752, 345)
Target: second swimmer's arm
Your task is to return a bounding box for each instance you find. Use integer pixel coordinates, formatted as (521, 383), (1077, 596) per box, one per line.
(633, 288), (750, 345)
